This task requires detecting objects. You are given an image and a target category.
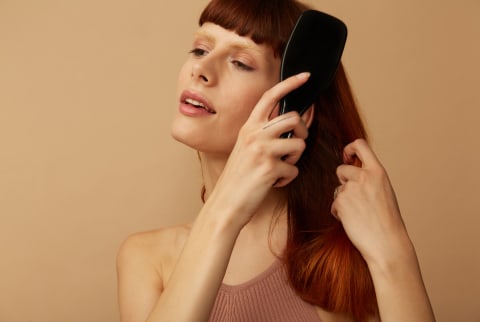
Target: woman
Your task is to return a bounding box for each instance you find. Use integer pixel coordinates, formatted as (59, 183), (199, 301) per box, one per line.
(117, 0), (435, 321)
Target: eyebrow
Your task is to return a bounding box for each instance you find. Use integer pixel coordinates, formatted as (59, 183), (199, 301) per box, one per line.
(193, 30), (264, 54)
(194, 30), (216, 43)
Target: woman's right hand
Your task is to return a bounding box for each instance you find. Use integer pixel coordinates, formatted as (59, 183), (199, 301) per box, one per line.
(119, 81), (312, 321)
(205, 72), (311, 228)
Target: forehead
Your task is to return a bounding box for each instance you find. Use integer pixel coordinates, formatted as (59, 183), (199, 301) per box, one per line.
(193, 23), (281, 77)
(194, 23), (273, 56)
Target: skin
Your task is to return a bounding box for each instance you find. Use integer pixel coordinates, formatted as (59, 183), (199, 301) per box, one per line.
(117, 23), (435, 322)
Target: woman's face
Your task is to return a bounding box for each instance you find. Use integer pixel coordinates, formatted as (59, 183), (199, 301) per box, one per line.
(171, 23), (281, 156)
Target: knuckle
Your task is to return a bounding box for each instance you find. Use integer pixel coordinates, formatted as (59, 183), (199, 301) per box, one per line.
(288, 165), (299, 178)
(262, 157), (275, 171)
(358, 170), (368, 182)
(284, 112), (301, 128)
(261, 87), (278, 102)
(336, 165), (344, 177)
(243, 131), (256, 145)
(289, 112), (301, 123)
(292, 140), (306, 156)
(241, 127), (263, 146)
(281, 166), (299, 186)
(251, 142), (267, 158)
(297, 139), (306, 151)
(263, 160), (278, 179)
(354, 138), (366, 146)
(291, 166), (299, 178)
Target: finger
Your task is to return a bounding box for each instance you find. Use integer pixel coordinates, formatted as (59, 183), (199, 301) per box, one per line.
(333, 185), (341, 200)
(250, 72), (310, 122)
(272, 163), (299, 187)
(281, 150), (303, 166)
(271, 138), (306, 165)
(330, 200), (340, 221)
(330, 185), (345, 220)
(343, 139), (380, 169)
(336, 164), (363, 184)
(262, 112), (308, 140)
(290, 115), (309, 140)
(262, 112), (300, 133)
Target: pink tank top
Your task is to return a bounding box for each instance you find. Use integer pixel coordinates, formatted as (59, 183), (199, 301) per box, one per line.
(209, 260), (322, 322)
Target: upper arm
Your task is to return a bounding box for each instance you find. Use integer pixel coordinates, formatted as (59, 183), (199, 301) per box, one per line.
(315, 307), (380, 322)
(116, 233), (164, 322)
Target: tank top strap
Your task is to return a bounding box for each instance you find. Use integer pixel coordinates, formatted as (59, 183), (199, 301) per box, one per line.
(219, 259), (283, 292)
(209, 260), (322, 322)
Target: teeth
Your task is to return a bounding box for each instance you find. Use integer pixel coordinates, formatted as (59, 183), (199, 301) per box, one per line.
(185, 98), (205, 108)
(185, 97), (215, 113)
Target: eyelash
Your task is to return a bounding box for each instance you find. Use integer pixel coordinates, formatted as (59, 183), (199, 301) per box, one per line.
(231, 60), (254, 71)
(189, 48), (208, 57)
(188, 48), (254, 72)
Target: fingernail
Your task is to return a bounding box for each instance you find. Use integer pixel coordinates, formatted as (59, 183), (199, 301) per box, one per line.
(296, 72), (311, 80)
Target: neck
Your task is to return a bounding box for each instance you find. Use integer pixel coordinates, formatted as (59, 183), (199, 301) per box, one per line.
(198, 151), (288, 236)
(198, 151), (227, 198)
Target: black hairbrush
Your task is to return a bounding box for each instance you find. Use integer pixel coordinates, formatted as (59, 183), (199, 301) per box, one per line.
(279, 10), (347, 137)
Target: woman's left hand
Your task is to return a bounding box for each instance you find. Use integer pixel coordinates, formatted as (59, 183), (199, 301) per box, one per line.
(331, 139), (412, 267)
(332, 139), (436, 321)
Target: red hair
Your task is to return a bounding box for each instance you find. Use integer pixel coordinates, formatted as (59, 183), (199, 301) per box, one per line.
(199, 0), (378, 320)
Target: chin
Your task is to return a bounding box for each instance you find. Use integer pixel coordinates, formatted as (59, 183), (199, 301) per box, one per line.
(172, 128), (235, 157)
(170, 113), (239, 155)
(170, 121), (201, 150)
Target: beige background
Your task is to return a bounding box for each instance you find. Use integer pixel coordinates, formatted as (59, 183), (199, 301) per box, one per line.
(1, 0), (479, 321)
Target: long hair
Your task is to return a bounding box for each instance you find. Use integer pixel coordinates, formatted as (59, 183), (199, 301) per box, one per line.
(199, 0), (378, 320)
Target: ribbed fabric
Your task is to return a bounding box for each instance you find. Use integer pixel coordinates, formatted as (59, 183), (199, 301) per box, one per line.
(209, 261), (322, 322)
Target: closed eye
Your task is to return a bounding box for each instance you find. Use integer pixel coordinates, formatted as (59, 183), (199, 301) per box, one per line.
(231, 60), (254, 71)
(189, 48), (208, 57)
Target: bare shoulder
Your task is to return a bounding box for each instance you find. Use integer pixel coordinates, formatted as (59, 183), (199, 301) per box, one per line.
(116, 223), (193, 321)
(116, 223), (192, 290)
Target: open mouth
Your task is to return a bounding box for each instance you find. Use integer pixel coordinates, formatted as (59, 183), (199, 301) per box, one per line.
(184, 98), (216, 114)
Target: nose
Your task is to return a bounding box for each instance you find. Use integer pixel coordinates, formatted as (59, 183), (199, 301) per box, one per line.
(191, 55), (217, 86)
(192, 68), (209, 82)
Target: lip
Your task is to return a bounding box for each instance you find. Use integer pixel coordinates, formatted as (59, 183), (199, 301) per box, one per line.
(179, 90), (216, 116)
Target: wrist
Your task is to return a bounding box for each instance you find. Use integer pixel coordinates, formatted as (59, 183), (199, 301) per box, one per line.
(196, 200), (244, 240)
(365, 235), (435, 321)
(200, 186), (256, 232)
(367, 233), (419, 281)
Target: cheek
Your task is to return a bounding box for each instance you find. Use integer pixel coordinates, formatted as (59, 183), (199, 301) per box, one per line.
(222, 80), (275, 133)
(226, 93), (259, 127)
(176, 62), (191, 95)
(232, 83), (275, 120)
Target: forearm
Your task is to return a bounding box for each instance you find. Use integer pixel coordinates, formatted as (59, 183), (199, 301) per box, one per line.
(146, 207), (240, 322)
(368, 238), (435, 322)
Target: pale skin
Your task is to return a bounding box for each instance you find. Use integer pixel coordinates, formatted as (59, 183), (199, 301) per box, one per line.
(116, 23), (435, 322)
